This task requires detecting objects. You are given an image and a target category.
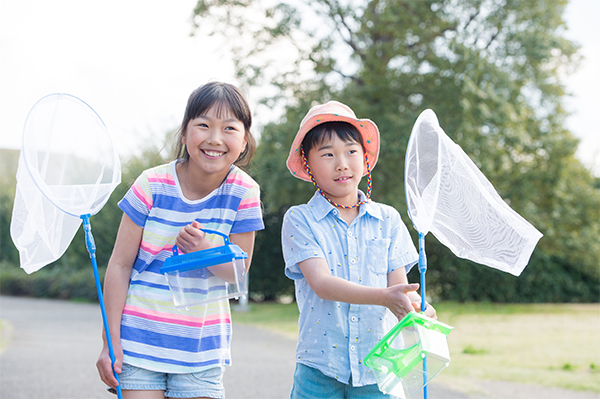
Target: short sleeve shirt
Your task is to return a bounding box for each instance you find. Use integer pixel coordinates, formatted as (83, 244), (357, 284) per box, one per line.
(281, 191), (418, 387)
(117, 160), (264, 373)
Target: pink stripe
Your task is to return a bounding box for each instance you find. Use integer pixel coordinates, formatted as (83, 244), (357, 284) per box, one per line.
(132, 183), (152, 209)
(148, 173), (176, 185)
(140, 241), (171, 256)
(225, 174), (253, 188)
(239, 200), (260, 210)
(124, 305), (231, 327)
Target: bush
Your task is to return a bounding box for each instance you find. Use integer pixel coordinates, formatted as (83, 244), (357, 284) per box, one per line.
(249, 207), (295, 301)
(0, 260), (105, 302)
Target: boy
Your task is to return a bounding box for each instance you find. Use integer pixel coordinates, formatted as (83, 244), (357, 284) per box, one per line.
(281, 101), (435, 399)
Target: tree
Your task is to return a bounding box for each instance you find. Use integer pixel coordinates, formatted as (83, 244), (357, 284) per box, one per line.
(192, 0), (599, 301)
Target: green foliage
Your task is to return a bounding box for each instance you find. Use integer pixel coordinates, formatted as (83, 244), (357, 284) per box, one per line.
(0, 149), (19, 265)
(0, 260), (105, 301)
(192, 0), (600, 302)
(248, 207), (294, 300)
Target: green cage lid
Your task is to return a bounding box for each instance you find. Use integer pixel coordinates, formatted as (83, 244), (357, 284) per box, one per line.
(364, 312), (454, 377)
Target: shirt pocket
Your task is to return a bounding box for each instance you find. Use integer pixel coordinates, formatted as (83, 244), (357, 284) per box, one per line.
(365, 238), (391, 275)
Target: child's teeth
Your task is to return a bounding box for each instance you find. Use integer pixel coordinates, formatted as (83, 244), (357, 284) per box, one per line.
(205, 150), (222, 157)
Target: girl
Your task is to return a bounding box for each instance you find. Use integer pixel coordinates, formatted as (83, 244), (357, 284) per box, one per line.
(96, 82), (264, 399)
(282, 101), (435, 398)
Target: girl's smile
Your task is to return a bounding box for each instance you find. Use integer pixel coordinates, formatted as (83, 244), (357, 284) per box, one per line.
(202, 149), (226, 158)
(182, 106), (247, 179)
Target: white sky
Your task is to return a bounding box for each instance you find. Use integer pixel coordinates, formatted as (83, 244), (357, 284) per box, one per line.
(1, 0), (598, 175)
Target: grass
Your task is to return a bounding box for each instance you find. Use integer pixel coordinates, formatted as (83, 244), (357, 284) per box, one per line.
(232, 301), (600, 393)
(0, 319), (12, 354)
(232, 301), (300, 339)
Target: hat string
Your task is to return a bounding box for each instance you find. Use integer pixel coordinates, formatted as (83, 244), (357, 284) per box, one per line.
(300, 146), (372, 209)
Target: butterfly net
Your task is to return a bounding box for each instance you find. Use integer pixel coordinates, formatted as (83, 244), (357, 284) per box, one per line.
(10, 93), (121, 274)
(404, 109), (542, 276)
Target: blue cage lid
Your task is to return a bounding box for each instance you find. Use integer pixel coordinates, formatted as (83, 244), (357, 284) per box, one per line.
(160, 229), (248, 274)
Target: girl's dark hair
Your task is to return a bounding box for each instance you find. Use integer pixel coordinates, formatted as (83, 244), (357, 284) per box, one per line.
(173, 82), (256, 169)
(301, 121), (365, 156)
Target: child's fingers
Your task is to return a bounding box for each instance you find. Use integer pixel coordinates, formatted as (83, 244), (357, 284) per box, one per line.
(97, 354), (118, 387)
(192, 220), (204, 230)
(411, 301), (422, 312)
(400, 283), (419, 293)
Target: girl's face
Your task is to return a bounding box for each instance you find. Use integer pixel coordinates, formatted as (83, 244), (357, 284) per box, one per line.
(307, 134), (365, 206)
(182, 105), (247, 178)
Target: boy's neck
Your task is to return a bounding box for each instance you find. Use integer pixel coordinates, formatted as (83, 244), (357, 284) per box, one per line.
(338, 206), (359, 225)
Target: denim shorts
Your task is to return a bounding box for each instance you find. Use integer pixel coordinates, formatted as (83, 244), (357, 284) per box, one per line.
(107, 363), (225, 398)
(290, 363), (394, 399)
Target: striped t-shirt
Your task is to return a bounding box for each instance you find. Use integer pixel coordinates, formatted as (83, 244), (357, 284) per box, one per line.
(117, 160), (264, 373)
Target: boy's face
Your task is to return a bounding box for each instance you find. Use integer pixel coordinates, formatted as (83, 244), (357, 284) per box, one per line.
(306, 134), (365, 206)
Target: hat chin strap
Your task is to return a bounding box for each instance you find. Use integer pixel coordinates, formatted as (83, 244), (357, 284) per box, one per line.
(301, 146), (372, 209)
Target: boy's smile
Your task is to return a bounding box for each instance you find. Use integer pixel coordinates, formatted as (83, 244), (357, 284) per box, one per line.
(307, 135), (365, 207)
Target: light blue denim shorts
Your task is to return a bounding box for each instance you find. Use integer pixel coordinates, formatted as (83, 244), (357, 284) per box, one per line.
(290, 363), (394, 399)
(108, 363), (225, 398)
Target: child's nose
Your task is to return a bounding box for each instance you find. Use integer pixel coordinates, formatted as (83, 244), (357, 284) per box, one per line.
(336, 159), (349, 171)
(206, 128), (223, 144)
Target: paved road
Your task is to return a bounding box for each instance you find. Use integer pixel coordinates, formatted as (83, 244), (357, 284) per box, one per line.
(1, 296), (597, 399)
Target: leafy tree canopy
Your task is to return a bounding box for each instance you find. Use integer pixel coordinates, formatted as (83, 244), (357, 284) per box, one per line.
(191, 0), (599, 301)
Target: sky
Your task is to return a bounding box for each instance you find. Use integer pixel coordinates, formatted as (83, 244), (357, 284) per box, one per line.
(1, 0), (598, 175)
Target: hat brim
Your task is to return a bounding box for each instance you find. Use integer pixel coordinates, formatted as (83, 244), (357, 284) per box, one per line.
(286, 114), (380, 182)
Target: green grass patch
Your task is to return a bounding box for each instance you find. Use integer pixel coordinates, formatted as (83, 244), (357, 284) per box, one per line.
(436, 303), (600, 393)
(231, 301), (299, 338)
(0, 319), (12, 354)
(462, 345), (488, 355)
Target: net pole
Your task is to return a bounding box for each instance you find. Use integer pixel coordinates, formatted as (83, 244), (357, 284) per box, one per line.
(82, 214), (123, 399)
(418, 232), (428, 399)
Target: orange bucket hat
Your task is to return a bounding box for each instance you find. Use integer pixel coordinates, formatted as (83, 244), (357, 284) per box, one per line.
(286, 101), (380, 182)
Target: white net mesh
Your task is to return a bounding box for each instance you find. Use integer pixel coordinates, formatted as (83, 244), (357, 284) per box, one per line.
(405, 110), (542, 276)
(10, 94), (121, 274)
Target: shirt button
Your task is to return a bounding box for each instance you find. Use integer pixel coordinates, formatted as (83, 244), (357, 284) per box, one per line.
(350, 259), (356, 264)
(347, 230), (352, 237)
(350, 345), (356, 351)
(351, 316), (358, 322)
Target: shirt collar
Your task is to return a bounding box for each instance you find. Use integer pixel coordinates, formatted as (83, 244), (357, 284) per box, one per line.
(307, 190), (383, 222)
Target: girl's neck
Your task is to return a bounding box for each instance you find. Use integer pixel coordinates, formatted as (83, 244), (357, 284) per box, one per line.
(176, 160), (230, 201)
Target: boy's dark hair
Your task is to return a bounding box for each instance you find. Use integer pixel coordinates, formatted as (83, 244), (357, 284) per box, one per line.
(301, 121), (366, 156)
(173, 81), (256, 169)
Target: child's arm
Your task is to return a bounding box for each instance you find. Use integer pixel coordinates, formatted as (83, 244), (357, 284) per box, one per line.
(388, 268), (437, 319)
(298, 257), (419, 320)
(96, 214), (143, 390)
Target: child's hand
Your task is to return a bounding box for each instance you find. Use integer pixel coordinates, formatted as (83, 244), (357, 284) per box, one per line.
(412, 301), (437, 319)
(96, 340), (123, 390)
(384, 283), (420, 320)
(175, 221), (214, 254)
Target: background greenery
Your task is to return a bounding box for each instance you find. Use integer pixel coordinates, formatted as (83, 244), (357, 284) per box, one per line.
(1, 0), (598, 303)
